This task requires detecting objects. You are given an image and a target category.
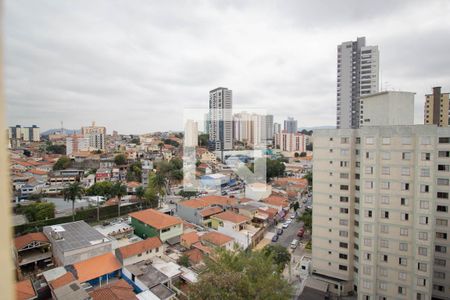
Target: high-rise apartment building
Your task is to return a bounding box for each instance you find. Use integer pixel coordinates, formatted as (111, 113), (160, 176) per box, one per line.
(424, 86), (450, 127)
(284, 117), (298, 134)
(312, 126), (450, 299)
(274, 131), (308, 153)
(208, 87), (233, 152)
(233, 112), (273, 148)
(81, 121), (106, 151)
(337, 37), (379, 129)
(8, 125), (40, 148)
(263, 115), (274, 145)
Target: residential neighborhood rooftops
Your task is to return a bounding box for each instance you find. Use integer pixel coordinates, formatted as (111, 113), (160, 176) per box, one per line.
(211, 211), (250, 224)
(16, 279), (36, 300)
(14, 232), (49, 250)
(89, 279), (137, 300)
(179, 195), (237, 209)
(53, 281), (90, 300)
(199, 206), (223, 217)
(150, 284), (175, 300)
(43, 221), (110, 252)
(185, 248), (204, 265)
(262, 195), (289, 208)
(200, 231), (233, 247)
(126, 262), (169, 288)
(72, 252), (121, 283)
(129, 209), (182, 230)
(49, 272), (76, 290)
(117, 237), (162, 259)
(180, 231), (200, 246)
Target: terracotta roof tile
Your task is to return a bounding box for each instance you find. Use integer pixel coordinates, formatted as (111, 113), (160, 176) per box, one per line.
(211, 211), (250, 224)
(129, 209), (182, 230)
(198, 206), (223, 217)
(15, 232), (49, 250)
(73, 253), (121, 283)
(117, 237), (162, 259)
(185, 248), (204, 265)
(49, 272), (75, 290)
(16, 279), (36, 300)
(200, 231), (233, 247)
(89, 279), (137, 300)
(180, 232), (200, 247)
(262, 195), (289, 208)
(179, 196), (237, 209)
(126, 181), (141, 188)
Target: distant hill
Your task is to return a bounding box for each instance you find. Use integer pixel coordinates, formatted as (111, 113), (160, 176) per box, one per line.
(41, 129), (80, 136)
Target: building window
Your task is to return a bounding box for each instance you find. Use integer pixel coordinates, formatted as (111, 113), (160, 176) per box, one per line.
(421, 152), (431, 161)
(401, 182), (410, 191)
(435, 245), (447, 253)
(382, 137), (390, 145)
(380, 239), (389, 248)
(418, 263), (427, 272)
(402, 152), (412, 160)
(400, 228), (408, 236)
(381, 151), (390, 160)
(381, 181), (390, 190)
(399, 243), (408, 252)
(398, 271), (407, 280)
(401, 137), (412, 145)
(418, 247), (428, 256)
(417, 278), (426, 287)
(438, 150), (450, 158)
(437, 205), (448, 212)
(420, 200), (429, 209)
(398, 286), (406, 295)
(382, 166), (390, 175)
(379, 268), (387, 277)
(381, 254), (388, 262)
(435, 258), (446, 266)
(365, 137), (374, 145)
(379, 281), (387, 290)
(436, 232), (448, 240)
(436, 219), (448, 226)
(339, 242), (348, 249)
(437, 192), (449, 199)
(420, 168), (430, 177)
(437, 178), (449, 186)
(380, 224), (389, 233)
(340, 185), (349, 190)
(381, 210), (389, 219)
(340, 208), (349, 214)
(418, 232), (428, 241)
(401, 212), (409, 221)
(339, 265), (348, 271)
(401, 167), (410, 176)
(420, 184), (429, 193)
(364, 238), (372, 247)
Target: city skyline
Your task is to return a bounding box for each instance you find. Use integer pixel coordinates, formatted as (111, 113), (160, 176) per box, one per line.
(6, 1), (450, 134)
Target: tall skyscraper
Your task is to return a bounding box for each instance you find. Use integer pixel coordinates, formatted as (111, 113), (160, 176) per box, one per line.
(263, 114), (274, 145)
(336, 37), (379, 129)
(424, 86), (450, 127)
(283, 117), (297, 134)
(208, 87), (232, 152)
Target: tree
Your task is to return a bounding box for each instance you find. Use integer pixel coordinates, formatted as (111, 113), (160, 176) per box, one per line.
(163, 138), (180, 147)
(86, 181), (114, 198)
(143, 187), (159, 208)
(63, 182), (85, 221)
(135, 186), (145, 204)
(53, 156), (72, 170)
(291, 201), (300, 212)
(130, 137), (140, 145)
(299, 152), (307, 157)
(294, 152), (300, 158)
(27, 193), (44, 201)
(150, 172), (167, 196)
(198, 133), (209, 147)
(23, 202), (55, 222)
(127, 161), (142, 182)
(114, 154), (127, 166)
(178, 254), (191, 267)
(304, 171), (313, 187)
(262, 244), (291, 272)
(299, 208), (312, 231)
(189, 249), (292, 300)
(111, 182), (127, 217)
(178, 190), (198, 199)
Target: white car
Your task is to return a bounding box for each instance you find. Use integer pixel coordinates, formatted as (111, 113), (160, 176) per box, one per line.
(290, 239), (299, 249)
(282, 223), (289, 229)
(290, 214), (295, 219)
(286, 219), (292, 224)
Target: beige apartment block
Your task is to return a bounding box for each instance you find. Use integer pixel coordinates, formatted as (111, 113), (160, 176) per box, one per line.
(425, 87), (450, 127)
(312, 125), (450, 300)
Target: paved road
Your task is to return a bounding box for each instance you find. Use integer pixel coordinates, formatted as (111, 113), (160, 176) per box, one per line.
(269, 211), (306, 252)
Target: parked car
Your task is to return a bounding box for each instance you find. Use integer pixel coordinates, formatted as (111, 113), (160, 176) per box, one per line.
(290, 239), (299, 249)
(282, 223), (289, 229)
(277, 228), (284, 235)
(286, 219), (292, 224)
(290, 214), (296, 219)
(271, 235), (279, 242)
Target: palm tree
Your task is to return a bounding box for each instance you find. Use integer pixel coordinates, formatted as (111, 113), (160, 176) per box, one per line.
(135, 186), (145, 208)
(150, 173), (166, 208)
(63, 182), (85, 221)
(111, 182), (127, 217)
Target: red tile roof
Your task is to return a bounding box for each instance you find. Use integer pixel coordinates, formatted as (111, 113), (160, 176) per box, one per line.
(180, 232), (200, 247)
(16, 279), (36, 300)
(185, 248), (204, 265)
(200, 231), (233, 247)
(14, 232), (49, 250)
(49, 272), (76, 290)
(73, 253), (121, 283)
(179, 196), (237, 209)
(211, 211), (250, 224)
(192, 242), (213, 255)
(27, 169), (48, 175)
(90, 279), (137, 300)
(199, 206), (223, 217)
(117, 237), (162, 259)
(257, 207), (278, 218)
(126, 181), (141, 188)
(262, 195), (289, 208)
(129, 209), (182, 230)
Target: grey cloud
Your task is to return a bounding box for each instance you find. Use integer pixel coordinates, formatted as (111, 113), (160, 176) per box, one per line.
(5, 0), (450, 133)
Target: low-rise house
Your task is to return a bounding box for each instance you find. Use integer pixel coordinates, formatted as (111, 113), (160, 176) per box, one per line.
(115, 237), (163, 266)
(90, 279), (137, 300)
(52, 280), (91, 300)
(180, 231), (200, 248)
(262, 195), (290, 213)
(14, 232), (52, 279)
(95, 169), (111, 182)
(16, 279), (37, 300)
(210, 211), (262, 249)
(126, 181), (141, 194)
(123, 261), (176, 300)
(70, 252), (122, 287)
(129, 209), (183, 242)
(200, 231), (234, 251)
(245, 182), (272, 200)
(43, 221), (112, 266)
(175, 195), (237, 226)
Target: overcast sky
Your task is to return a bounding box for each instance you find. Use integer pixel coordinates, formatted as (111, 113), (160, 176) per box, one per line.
(5, 0), (450, 134)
